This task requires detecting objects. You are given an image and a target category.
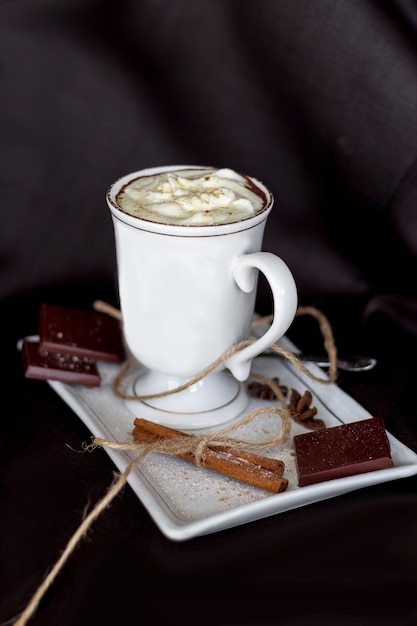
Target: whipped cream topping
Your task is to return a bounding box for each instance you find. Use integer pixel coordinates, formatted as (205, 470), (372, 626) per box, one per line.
(116, 167), (266, 225)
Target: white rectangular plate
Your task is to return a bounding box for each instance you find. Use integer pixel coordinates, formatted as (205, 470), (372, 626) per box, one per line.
(47, 336), (417, 541)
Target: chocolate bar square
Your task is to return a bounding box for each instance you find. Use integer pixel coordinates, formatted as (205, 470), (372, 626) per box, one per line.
(294, 416), (394, 487)
(38, 303), (125, 363)
(22, 340), (101, 386)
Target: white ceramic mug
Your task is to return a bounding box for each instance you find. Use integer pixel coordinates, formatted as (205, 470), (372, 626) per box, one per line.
(106, 165), (297, 429)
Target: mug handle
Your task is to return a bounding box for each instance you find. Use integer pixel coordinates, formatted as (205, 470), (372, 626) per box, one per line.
(225, 252), (298, 381)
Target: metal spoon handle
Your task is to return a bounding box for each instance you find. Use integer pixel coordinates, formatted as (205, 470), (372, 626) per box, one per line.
(262, 350), (377, 372)
(297, 353), (377, 372)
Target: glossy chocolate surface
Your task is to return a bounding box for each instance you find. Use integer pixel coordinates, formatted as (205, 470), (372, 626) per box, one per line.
(39, 303), (125, 363)
(22, 339), (101, 386)
(294, 416), (394, 487)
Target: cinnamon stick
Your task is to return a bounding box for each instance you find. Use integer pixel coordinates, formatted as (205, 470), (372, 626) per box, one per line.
(132, 418), (288, 493)
(133, 418), (284, 473)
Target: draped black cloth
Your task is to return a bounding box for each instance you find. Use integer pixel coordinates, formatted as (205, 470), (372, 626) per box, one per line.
(1, 2), (416, 625)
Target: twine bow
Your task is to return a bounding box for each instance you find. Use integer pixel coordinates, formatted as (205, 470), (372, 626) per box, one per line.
(91, 401), (292, 467)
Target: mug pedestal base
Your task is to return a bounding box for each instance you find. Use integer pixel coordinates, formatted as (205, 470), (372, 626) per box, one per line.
(125, 367), (249, 430)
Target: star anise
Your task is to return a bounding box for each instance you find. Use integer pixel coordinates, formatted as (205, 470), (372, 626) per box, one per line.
(247, 377), (288, 401)
(288, 388), (325, 430)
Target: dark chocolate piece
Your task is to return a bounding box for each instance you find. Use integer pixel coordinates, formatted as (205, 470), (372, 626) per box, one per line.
(39, 303), (125, 363)
(22, 340), (101, 386)
(294, 416), (393, 487)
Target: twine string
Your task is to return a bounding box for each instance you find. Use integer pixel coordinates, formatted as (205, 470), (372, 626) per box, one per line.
(112, 339), (253, 401)
(296, 305), (338, 382)
(12, 305), (337, 626)
(12, 379), (290, 626)
(11, 445), (154, 626)
(112, 305), (337, 403)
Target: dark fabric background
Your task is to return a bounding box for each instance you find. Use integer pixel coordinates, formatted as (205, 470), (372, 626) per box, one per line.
(1, 0), (416, 319)
(1, 2), (417, 625)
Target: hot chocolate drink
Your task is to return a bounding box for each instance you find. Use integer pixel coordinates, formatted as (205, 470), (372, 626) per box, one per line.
(115, 167), (267, 226)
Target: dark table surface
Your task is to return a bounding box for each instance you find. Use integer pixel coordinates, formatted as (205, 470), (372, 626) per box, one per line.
(2, 282), (417, 626)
